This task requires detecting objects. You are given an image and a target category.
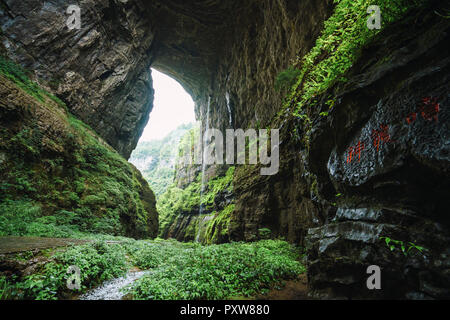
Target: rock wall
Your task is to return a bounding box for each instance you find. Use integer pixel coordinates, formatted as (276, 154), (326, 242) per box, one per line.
(0, 73), (158, 239)
(226, 3), (450, 299)
(0, 0), (333, 158)
(303, 9), (450, 299)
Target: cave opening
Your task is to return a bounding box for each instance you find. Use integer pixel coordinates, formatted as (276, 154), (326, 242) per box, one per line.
(129, 68), (197, 198)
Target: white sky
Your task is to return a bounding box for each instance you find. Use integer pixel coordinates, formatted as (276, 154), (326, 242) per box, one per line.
(139, 69), (196, 142)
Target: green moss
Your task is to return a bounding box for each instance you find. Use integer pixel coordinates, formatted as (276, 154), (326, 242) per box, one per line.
(177, 125), (200, 160)
(202, 166), (235, 209)
(157, 167), (235, 239)
(258, 228), (272, 240)
(204, 204), (235, 245)
(127, 239), (305, 300)
(0, 58), (156, 239)
(0, 55), (66, 109)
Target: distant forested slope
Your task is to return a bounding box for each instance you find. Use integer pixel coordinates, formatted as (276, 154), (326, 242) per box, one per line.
(129, 123), (195, 197)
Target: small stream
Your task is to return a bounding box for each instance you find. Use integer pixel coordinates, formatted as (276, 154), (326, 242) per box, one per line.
(79, 271), (148, 300)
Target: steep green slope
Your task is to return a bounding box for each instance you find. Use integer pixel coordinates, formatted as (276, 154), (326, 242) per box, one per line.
(0, 56), (158, 239)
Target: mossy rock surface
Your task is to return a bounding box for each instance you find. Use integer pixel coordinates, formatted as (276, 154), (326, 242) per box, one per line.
(0, 62), (158, 239)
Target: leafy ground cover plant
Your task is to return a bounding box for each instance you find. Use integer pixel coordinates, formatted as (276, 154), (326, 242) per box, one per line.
(1, 239), (305, 301)
(125, 239), (305, 300)
(1, 241), (128, 300)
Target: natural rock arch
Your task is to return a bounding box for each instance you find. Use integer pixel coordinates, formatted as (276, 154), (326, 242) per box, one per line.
(0, 0), (332, 158)
(3, 0), (449, 299)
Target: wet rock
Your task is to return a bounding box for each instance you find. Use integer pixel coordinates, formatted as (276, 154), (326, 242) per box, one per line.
(0, 76), (158, 239)
(305, 8), (450, 299)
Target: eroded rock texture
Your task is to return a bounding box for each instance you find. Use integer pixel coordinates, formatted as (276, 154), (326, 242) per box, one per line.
(1, 0), (449, 299)
(304, 10), (450, 299)
(0, 0), (156, 158)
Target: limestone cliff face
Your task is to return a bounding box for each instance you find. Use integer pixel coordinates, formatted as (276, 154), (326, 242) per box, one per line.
(0, 73), (158, 239)
(0, 0), (155, 158)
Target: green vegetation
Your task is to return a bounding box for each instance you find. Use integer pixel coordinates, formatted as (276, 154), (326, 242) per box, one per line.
(0, 57), (156, 239)
(0, 239), (305, 301)
(130, 123), (195, 198)
(0, 241), (129, 300)
(157, 176), (202, 236)
(157, 167), (235, 242)
(380, 237), (427, 256)
(258, 228), (272, 240)
(274, 67), (302, 92)
(279, 0), (427, 119)
(204, 204), (235, 245)
(0, 55), (65, 108)
(126, 239), (305, 300)
(177, 124), (201, 160)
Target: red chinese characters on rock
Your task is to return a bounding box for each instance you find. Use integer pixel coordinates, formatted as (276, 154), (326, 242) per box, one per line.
(346, 125), (392, 165)
(347, 141), (366, 164)
(406, 97), (440, 124)
(371, 125), (391, 152)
